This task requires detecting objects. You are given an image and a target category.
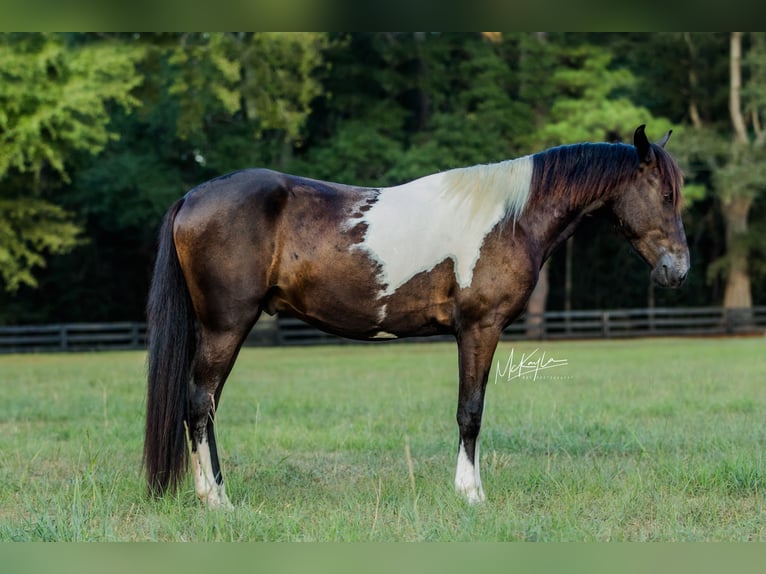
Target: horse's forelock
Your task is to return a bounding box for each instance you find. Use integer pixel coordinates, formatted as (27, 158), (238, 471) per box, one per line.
(652, 143), (684, 214)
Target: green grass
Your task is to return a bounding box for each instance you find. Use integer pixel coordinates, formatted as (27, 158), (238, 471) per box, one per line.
(1, 337), (765, 541)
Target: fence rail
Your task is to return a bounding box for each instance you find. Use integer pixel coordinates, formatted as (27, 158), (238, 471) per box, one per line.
(501, 306), (766, 340)
(1, 307), (764, 353)
(0, 322), (147, 353)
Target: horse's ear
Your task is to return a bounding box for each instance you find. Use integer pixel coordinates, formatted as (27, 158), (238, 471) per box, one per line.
(634, 124), (653, 163)
(657, 130), (672, 148)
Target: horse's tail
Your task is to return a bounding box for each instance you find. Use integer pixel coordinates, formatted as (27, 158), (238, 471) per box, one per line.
(143, 198), (197, 496)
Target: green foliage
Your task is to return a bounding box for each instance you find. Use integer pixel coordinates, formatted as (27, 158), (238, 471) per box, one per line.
(289, 33), (411, 183)
(533, 44), (660, 147)
(72, 146), (186, 231)
(388, 34), (533, 181)
(743, 33), (766, 124)
(168, 33), (241, 140)
(294, 115), (405, 185)
(682, 183), (707, 203)
(0, 33), (144, 182)
(714, 146), (766, 204)
(297, 33), (533, 185)
(0, 198), (80, 290)
(242, 32), (327, 145)
(681, 33), (766, 204)
(0, 33), (144, 293)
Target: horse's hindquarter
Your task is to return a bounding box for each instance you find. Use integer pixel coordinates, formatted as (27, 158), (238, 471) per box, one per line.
(173, 170), (285, 330)
(264, 179), (391, 336)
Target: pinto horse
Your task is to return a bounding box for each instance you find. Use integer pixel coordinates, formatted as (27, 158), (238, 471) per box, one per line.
(144, 125), (689, 508)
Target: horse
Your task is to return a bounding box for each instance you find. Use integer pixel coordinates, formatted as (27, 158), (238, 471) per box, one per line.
(144, 125), (689, 509)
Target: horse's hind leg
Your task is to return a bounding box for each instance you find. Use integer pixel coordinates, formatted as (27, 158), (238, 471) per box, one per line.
(189, 318), (258, 509)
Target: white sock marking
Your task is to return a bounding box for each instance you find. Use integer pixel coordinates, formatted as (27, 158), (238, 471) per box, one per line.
(455, 440), (485, 504)
(192, 435), (233, 510)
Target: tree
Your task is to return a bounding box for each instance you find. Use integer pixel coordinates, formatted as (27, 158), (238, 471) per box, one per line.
(534, 44), (660, 145)
(294, 33), (532, 186)
(290, 32), (416, 185)
(241, 32), (327, 165)
(1, 33), (330, 322)
(384, 32), (533, 181)
(0, 33), (144, 292)
(683, 32), (766, 310)
(0, 198), (80, 292)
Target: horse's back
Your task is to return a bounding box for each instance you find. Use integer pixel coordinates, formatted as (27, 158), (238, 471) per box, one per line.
(178, 168), (373, 230)
(177, 168), (286, 226)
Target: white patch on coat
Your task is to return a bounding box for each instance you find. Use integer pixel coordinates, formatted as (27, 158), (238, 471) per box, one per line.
(371, 331), (398, 339)
(455, 440), (485, 504)
(192, 434), (233, 510)
(350, 157), (533, 296)
(377, 303), (388, 323)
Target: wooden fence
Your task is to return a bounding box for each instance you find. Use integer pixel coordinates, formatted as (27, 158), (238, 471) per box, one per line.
(1, 307), (764, 353)
(502, 306), (766, 340)
(0, 322), (147, 353)
(274, 306), (766, 346)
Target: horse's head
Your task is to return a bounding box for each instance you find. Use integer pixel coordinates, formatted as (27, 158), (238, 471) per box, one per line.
(611, 125), (690, 288)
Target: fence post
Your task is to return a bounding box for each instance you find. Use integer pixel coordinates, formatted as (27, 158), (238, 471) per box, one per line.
(59, 325), (69, 351)
(724, 308), (733, 334)
(601, 311), (610, 338)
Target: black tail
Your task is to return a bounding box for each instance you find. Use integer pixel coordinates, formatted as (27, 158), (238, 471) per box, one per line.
(143, 198), (197, 496)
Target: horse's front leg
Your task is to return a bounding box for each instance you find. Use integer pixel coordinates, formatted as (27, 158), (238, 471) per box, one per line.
(454, 323), (502, 504)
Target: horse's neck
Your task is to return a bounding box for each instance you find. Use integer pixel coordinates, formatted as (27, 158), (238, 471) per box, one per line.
(521, 143), (639, 260)
(524, 185), (611, 263)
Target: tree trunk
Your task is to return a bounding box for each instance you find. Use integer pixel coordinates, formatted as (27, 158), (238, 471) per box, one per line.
(683, 33), (703, 130)
(729, 32), (748, 145)
(525, 261), (549, 338)
(564, 236), (573, 333)
(723, 32), (753, 312)
(522, 31), (552, 339)
(721, 195), (753, 309)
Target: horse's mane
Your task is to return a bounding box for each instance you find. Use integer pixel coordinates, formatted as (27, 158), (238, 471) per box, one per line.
(438, 156), (533, 223)
(418, 140), (683, 228)
(529, 142), (684, 213)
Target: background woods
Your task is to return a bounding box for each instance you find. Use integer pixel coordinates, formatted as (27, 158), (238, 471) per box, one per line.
(1, 32), (765, 325)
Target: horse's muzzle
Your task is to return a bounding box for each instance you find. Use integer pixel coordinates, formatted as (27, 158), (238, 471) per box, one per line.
(651, 251), (690, 289)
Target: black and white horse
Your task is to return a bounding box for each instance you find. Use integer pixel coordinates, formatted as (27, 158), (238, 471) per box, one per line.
(144, 125), (688, 508)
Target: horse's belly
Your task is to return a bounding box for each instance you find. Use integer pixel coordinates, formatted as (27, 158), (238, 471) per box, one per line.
(265, 267), (455, 341)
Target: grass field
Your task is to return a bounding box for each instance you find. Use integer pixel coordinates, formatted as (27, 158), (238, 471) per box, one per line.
(1, 337), (765, 541)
